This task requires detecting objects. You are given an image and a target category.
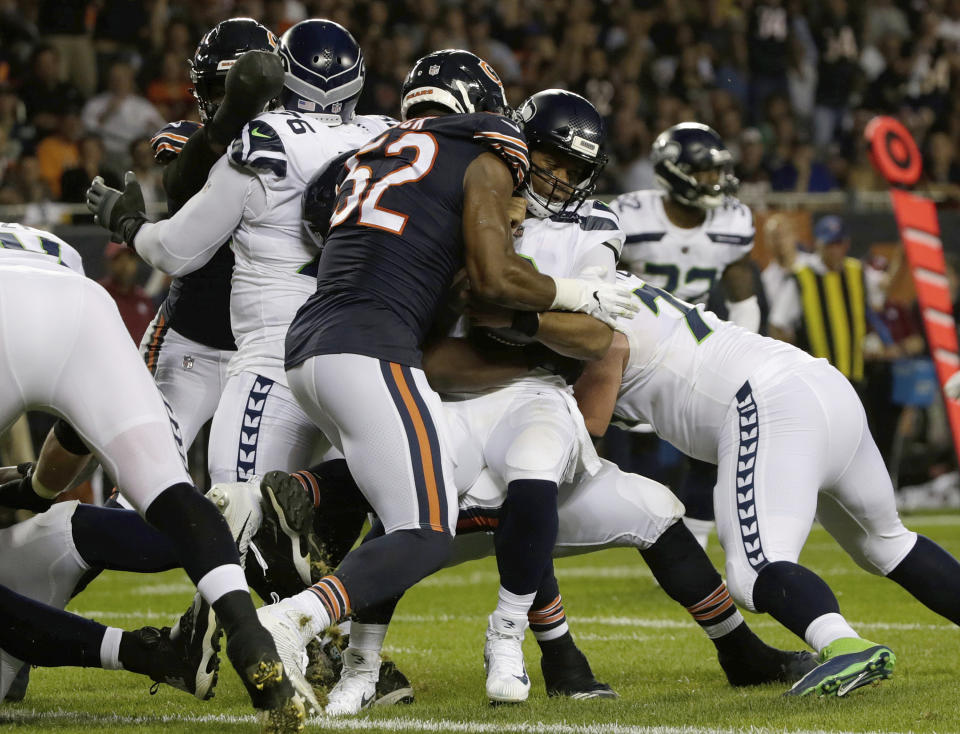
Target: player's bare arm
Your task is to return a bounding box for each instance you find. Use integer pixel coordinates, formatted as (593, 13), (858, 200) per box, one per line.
(573, 330), (629, 438)
(722, 255), (756, 301)
(463, 152), (559, 309)
(422, 336), (531, 393)
(463, 154), (637, 325)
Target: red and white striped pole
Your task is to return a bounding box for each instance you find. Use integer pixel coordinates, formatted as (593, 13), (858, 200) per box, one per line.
(865, 116), (960, 462)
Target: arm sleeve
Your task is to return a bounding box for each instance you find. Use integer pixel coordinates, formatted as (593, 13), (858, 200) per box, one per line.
(132, 156), (264, 277)
(160, 125), (222, 212)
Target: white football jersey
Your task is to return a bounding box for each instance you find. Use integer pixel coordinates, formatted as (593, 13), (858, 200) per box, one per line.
(610, 190), (754, 304)
(226, 111), (393, 382)
(614, 272), (813, 463)
(450, 199), (624, 396)
(0, 222), (83, 275)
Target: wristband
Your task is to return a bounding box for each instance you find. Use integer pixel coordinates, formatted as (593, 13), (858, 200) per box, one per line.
(511, 310), (540, 337)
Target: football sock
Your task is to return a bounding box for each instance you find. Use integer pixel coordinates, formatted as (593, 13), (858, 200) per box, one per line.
(349, 622), (388, 654)
(495, 586), (535, 618)
(753, 560), (841, 642)
(494, 479), (558, 595)
(144, 483), (258, 638)
(0, 583), (105, 667)
(681, 517), (714, 549)
(71, 504), (178, 572)
(332, 527), (452, 612)
(529, 571), (569, 642)
(804, 612), (859, 653)
(639, 521), (750, 649)
(887, 535), (960, 625)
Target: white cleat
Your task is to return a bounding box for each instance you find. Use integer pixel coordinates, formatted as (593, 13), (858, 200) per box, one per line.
(256, 598), (321, 714)
(325, 648), (380, 716)
(484, 613), (530, 703)
(206, 479), (264, 564)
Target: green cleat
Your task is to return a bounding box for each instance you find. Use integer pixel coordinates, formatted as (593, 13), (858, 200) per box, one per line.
(783, 638), (895, 698)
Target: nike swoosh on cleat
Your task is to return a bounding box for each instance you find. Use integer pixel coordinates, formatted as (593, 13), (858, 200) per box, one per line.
(360, 691), (375, 708)
(514, 674), (529, 685)
(837, 671), (870, 697)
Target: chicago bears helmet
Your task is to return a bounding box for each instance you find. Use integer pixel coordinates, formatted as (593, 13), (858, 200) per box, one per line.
(400, 49), (508, 120)
(515, 89), (608, 218)
(278, 19), (365, 124)
(651, 122), (738, 209)
(190, 18), (279, 123)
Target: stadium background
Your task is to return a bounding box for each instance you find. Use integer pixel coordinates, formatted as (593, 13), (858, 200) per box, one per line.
(1, 0), (960, 503)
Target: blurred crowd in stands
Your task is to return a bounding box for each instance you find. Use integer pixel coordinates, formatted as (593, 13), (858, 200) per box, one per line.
(1, 0), (960, 207)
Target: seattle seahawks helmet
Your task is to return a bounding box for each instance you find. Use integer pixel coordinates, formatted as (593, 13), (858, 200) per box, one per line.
(190, 18), (279, 123)
(516, 89), (608, 218)
(278, 19), (365, 124)
(400, 49), (508, 121)
(652, 122), (738, 209)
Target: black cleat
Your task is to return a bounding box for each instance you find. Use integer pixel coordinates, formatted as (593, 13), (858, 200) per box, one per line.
(168, 594), (223, 699)
(4, 664), (29, 702)
(719, 648), (819, 687)
(374, 660), (414, 706)
(129, 626), (221, 700)
(226, 626), (307, 733)
(245, 471), (323, 601)
(541, 643), (618, 700)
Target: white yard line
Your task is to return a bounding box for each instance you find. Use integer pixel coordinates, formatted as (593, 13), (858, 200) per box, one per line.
(65, 608), (959, 633)
(0, 709), (927, 734)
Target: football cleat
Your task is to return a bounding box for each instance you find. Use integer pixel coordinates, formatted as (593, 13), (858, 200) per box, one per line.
(168, 593), (222, 699)
(719, 647), (818, 687)
(225, 622), (310, 732)
(131, 626), (220, 700)
(0, 653), (26, 702)
(374, 660), (414, 707)
(249, 471), (321, 597)
(484, 613), (531, 704)
(206, 479), (264, 566)
(325, 648), (380, 716)
(255, 597), (320, 713)
(541, 642), (617, 700)
(784, 638), (895, 697)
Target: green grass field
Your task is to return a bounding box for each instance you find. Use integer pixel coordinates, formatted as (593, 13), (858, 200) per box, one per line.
(2, 515), (959, 733)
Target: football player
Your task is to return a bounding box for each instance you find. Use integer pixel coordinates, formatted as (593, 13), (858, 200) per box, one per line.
(289, 89), (813, 712)
(573, 271), (960, 696)
(321, 87), (622, 709)
(610, 122), (762, 548)
(0, 223), (305, 728)
(252, 48), (637, 702)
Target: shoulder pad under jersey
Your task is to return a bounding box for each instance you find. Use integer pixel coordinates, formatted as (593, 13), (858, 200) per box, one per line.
(151, 120), (203, 163)
(706, 196), (755, 249)
(416, 112), (529, 189)
(229, 115), (288, 178)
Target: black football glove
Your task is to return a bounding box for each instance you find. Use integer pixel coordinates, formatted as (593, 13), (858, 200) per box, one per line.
(85, 170), (148, 245)
(207, 49), (285, 147)
(0, 463), (55, 513)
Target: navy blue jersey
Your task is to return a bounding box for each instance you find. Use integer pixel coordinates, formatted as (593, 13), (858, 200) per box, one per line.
(286, 112), (528, 368)
(151, 120), (237, 352)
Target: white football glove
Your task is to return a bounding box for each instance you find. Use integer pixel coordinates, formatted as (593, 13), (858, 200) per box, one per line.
(550, 267), (639, 329)
(945, 371), (960, 401)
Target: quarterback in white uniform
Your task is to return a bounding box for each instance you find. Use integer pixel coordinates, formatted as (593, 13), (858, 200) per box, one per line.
(573, 271), (960, 697)
(88, 20), (394, 487)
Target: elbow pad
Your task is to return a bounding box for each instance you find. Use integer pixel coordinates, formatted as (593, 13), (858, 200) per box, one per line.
(725, 294), (761, 333)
